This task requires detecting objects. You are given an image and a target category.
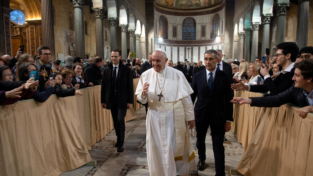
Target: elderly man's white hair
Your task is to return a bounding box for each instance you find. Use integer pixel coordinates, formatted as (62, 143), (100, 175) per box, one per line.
(154, 48), (167, 58)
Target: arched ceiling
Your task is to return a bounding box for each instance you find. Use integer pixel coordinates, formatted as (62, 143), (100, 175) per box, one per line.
(119, 5), (128, 25)
(263, 0), (273, 15)
(10, 0), (41, 21)
(252, 2), (261, 23)
(129, 13), (136, 30)
(135, 20), (141, 35)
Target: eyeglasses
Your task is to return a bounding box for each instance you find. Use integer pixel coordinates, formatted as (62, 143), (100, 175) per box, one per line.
(300, 54), (312, 60)
(275, 53), (284, 57)
(66, 77), (73, 80)
(43, 53), (51, 56)
(4, 74), (13, 77)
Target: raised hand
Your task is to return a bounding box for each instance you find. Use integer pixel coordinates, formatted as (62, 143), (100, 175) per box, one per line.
(75, 90), (83, 96)
(231, 97), (251, 105)
(5, 85), (24, 99)
(231, 82), (248, 91)
(142, 82), (150, 96)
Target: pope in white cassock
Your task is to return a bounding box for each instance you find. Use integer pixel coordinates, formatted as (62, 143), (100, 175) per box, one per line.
(135, 49), (197, 176)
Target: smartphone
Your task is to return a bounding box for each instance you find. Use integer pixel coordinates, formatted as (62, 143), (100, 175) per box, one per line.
(20, 44), (24, 54)
(30, 71), (39, 81)
(266, 48), (270, 56)
(261, 56), (266, 63)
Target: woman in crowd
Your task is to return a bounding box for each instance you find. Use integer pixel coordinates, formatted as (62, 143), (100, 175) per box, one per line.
(18, 63), (55, 103)
(0, 65), (14, 81)
(0, 58), (8, 66)
(15, 54), (35, 81)
(61, 69), (80, 89)
(72, 63), (93, 88)
(232, 64), (239, 77)
(233, 61), (249, 83)
(53, 72), (83, 97)
(246, 63), (263, 85)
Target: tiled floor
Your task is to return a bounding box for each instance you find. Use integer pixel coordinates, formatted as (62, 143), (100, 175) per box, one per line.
(59, 107), (243, 176)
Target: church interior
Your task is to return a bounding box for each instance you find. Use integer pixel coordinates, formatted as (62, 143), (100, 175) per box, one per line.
(0, 0), (312, 176)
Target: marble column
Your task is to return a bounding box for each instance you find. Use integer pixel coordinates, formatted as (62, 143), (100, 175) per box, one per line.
(251, 23), (260, 62)
(120, 25), (128, 59)
(73, 0), (85, 58)
(129, 30), (135, 61)
(262, 15), (271, 56)
(109, 18), (118, 50)
(238, 32), (245, 60)
(276, 3), (289, 44)
(41, 0), (56, 61)
(244, 28), (251, 61)
(136, 34), (141, 60)
(296, 0), (309, 49)
(94, 8), (104, 59)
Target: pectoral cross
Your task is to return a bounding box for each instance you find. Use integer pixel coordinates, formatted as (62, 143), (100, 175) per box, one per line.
(158, 92), (164, 101)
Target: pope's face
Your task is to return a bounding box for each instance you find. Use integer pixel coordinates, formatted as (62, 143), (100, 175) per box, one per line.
(152, 51), (168, 72)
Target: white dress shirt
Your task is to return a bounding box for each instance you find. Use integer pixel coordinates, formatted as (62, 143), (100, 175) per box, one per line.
(263, 62), (295, 81)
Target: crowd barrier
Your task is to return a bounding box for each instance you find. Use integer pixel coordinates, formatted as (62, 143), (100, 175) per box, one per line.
(233, 91), (313, 176)
(0, 79), (141, 176)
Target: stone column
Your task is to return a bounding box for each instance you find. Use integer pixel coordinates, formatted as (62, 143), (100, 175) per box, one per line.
(261, 15), (271, 56)
(276, 3), (289, 44)
(73, 0), (85, 58)
(129, 30), (135, 61)
(94, 8), (104, 59)
(251, 23), (260, 62)
(109, 18), (118, 50)
(120, 25), (128, 59)
(136, 34), (141, 60)
(238, 32), (245, 60)
(244, 28), (251, 61)
(296, 0), (309, 49)
(41, 0), (56, 61)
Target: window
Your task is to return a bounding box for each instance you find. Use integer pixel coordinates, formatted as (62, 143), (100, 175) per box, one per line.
(159, 16), (168, 39)
(182, 17), (196, 40)
(173, 26), (177, 38)
(201, 26), (205, 37)
(10, 10), (26, 25)
(212, 14), (220, 38)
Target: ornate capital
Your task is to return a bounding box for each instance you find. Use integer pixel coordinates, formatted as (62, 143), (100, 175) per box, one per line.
(129, 30), (135, 37)
(298, 0), (310, 3)
(73, 0), (84, 8)
(252, 23), (260, 31)
(239, 32), (245, 38)
(135, 34), (141, 39)
(277, 3), (289, 16)
(94, 8), (104, 19)
(120, 25), (128, 32)
(109, 18), (118, 27)
(263, 15), (271, 24)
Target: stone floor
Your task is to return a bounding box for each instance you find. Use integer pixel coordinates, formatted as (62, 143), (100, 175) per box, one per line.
(60, 106), (243, 176)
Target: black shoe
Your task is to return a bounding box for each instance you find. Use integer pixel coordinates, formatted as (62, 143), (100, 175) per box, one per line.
(117, 147), (124, 153)
(197, 160), (205, 171)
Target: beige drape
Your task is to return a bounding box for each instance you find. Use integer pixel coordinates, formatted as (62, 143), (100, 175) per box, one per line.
(0, 79), (141, 176)
(233, 91), (313, 176)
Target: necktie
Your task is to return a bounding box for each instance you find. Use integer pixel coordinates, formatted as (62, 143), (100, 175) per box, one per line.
(208, 72), (213, 89)
(113, 67), (117, 85)
(217, 63), (221, 71)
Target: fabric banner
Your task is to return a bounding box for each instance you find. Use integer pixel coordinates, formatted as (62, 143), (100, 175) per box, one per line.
(233, 91), (313, 176)
(0, 81), (140, 176)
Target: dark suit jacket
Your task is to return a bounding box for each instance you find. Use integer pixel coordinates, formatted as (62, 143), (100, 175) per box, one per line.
(85, 63), (102, 85)
(250, 84), (309, 108)
(191, 69), (233, 123)
(140, 61), (152, 74)
(193, 66), (205, 76)
(183, 65), (193, 81)
(221, 61), (233, 82)
(101, 63), (134, 109)
(250, 68), (295, 95)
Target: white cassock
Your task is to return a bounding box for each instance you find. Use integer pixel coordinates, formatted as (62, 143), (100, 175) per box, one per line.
(136, 65), (196, 176)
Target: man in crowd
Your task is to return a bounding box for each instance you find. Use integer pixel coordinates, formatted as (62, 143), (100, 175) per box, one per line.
(297, 46), (313, 62)
(101, 50), (133, 153)
(231, 59), (313, 118)
(1, 54), (11, 63)
(255, 57), (260, 63)
(73, 57), (83, 64)
(191, 49), (233, 175)
(184, 61), (193, 83)
(140, 53), (152, 74)
(232, 42), (299, 95)
(175, 61), (185, 74)
(193, 60), (205, 76)
(216, 49), (232, 82)
(85, 56), (103, 85)
(135, 49), (196, 176)
(167, 60), (173, 67)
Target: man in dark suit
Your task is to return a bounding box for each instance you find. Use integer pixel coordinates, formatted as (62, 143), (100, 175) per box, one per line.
(192, 60), (205, 76)
(175, 61), (186, 74)
(140, 53), (152, 74)
(85, 56), (103, 85)
(216, 49), (232, 82)
(231, 42), (299, 96)
(101, 50), (134, 153)
(191, 49), (233, 175)
(232, 59), (313, 118)
(184, 61), (193, 83)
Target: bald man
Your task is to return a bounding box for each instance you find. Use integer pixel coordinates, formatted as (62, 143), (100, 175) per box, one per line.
(135, 49), (197, 176)
(167, 60), (173, 67)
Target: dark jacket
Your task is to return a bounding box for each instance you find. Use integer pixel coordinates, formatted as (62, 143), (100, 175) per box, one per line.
(140, 61), (152, 74)
(183, 65), (193, 82)
(32, 86), (54, 103)
(250, 84), (309, 108)
(221, 61), (233, 82)
(53, 84), (75, 97)
(193, 66), (205, 76)
(250, 67), (295, 96)
(85, 63), (102, 85)
(191, 69), (233, 123)
(71, 77), (88, 89)
(0, 81), (25, 91)
(8, 57), (18, 69)
(175, 64), (186, 74)
(101, 63), (134, 109)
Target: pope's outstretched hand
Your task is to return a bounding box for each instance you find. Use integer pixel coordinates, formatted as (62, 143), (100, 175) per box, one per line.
(142, 82), (150, 96)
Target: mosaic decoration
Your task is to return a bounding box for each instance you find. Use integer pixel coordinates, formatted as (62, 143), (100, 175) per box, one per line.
(155, 0), (222, 9)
